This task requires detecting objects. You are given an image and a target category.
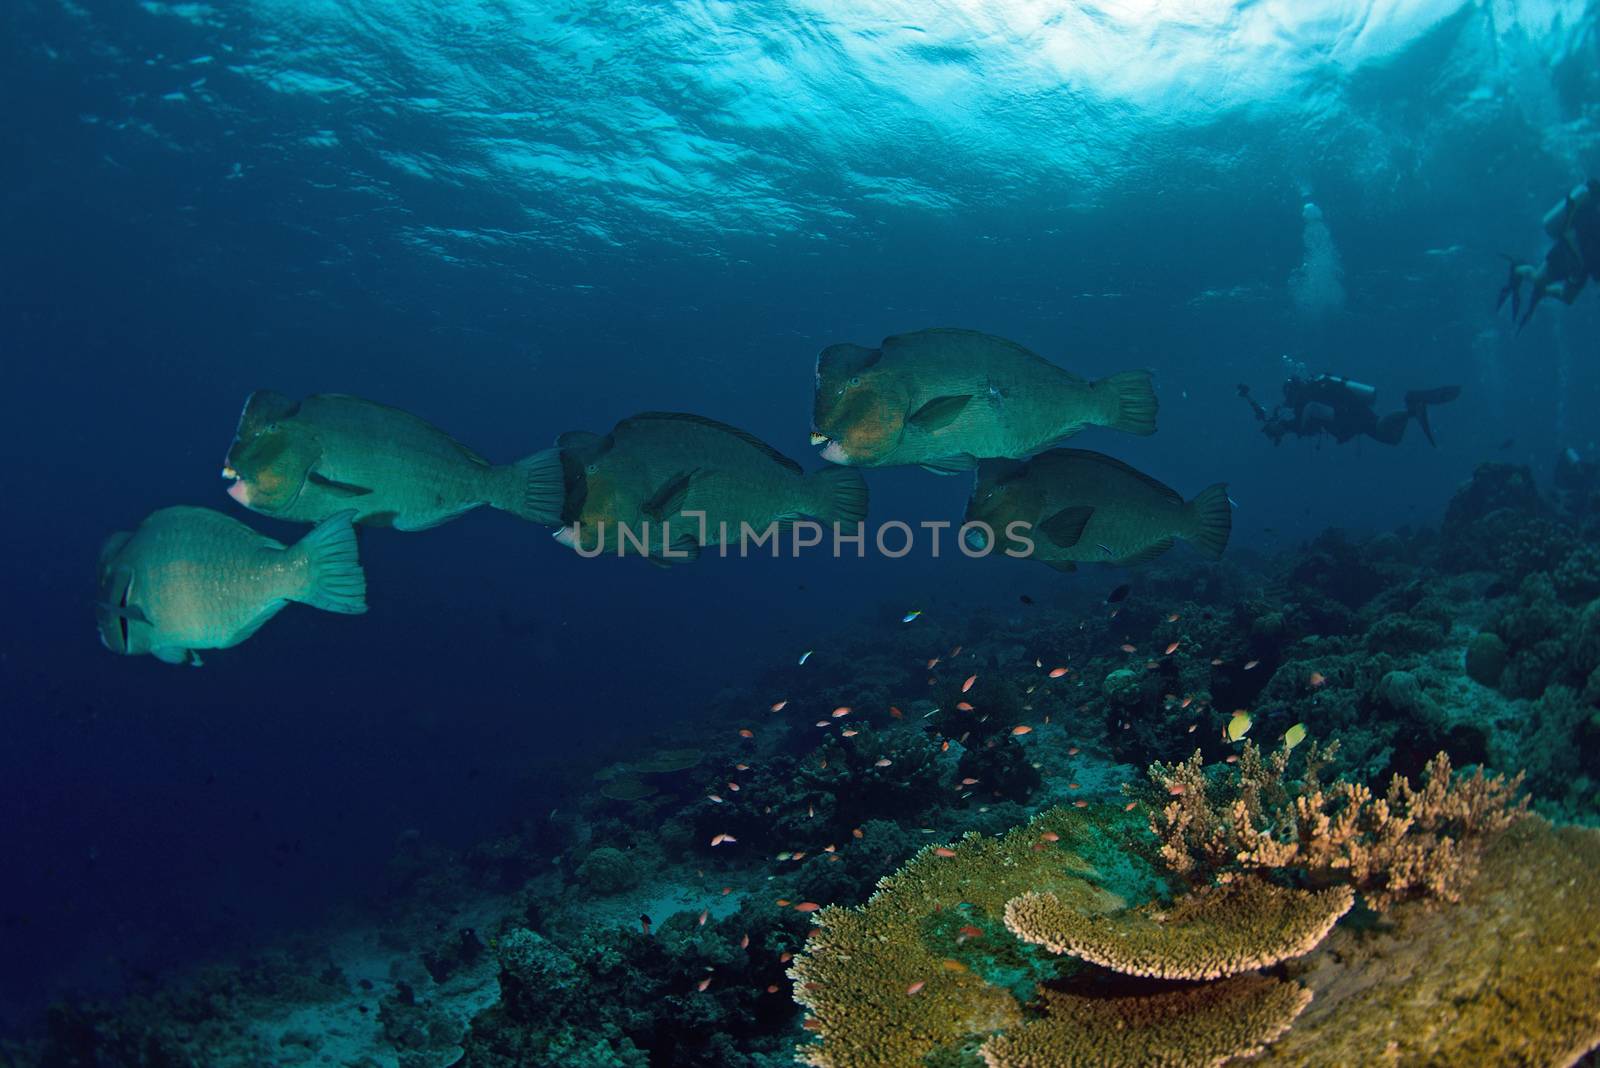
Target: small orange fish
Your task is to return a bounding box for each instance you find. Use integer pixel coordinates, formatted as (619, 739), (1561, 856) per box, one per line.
(1073, 799), (1088, 808)
(1168, 783), (1186, 796)
(815, 720), (830, 727)
(1067, 746), (1080, 756)
(1308, 671), (1327, 688)
(698, 909), (709, 926)
(721, 886), (732, 895)
(1164, 641), (1180, 655)
(940, 740), (950, 751)
(1225, 754), (1239, 764)
(1039, 831), (1060, 841)
(875, 758), (892, 767)
(906, 980), (926, 995)
(727, 782), (740, 791)
(795, 901), (821, 912)
(1049, 666), (1069, 678)
(708, 794), (724, 803)
(951, 645), (963, 656)
(962, 674), (977, 692)
(1180, 696), (1193, 709)
(735, 763), (749, 771)
(766, 984), (779, 993)
(740, 932), (750, 948)
(697, 976), (712, 991)
(934, 847), (957, 857)
(1068, 782), (1079, 790)
(1124, 801), (1138, 811)
(958, 924), (983, 940)
(941, 959), (967, 972)
(776, 898), (791, 906)
(803, 1018), (821, 1032)
(1187, 723), (1197, 733)
(889, 705), (903, 719)
(808, 804), (815, 818)
(824, 843), (836, 853)
(832, 706), (851, 718)
(956, 701), (974, 711)
(1211, 657), (1224, 666)
(711, 833), (736, 846)
(770, 700), (788, 712)
(792, 851), (807, 861)
(926, 657), (941, 669)
(780, 952), (793, 963)
(1244, 660), (1260, 670)
(1119, 643), (1136, 653)
(841, 728), (858, 737)
(1168, 613), (1180, 622)
(852, 827), (864, 838)
(960, 777), (980, 785)
(1011, 725), (1032, 735)
(738, 728), (754, 738)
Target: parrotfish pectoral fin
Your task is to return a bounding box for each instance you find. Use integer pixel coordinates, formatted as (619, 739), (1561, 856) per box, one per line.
(642, 470), (696, 521)
(1038, 506), (1094, 548)
(907, 395), (973, 431)
(919, 454), (979, 475)
(307, 471), (374, 497)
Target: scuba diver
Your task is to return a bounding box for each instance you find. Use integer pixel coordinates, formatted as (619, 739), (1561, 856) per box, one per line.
(1499, 178), (1600, 328)
(1238, 374), (1460, 447)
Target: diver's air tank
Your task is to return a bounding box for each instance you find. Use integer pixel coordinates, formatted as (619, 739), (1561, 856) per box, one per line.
(1310, 374), (1377, 405)
(1543, 182), (1594, 239)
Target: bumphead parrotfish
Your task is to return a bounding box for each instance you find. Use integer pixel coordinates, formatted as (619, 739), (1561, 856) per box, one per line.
(811, 328), (1158, 473)
(223, 391), (564, 530)
(96, 506), (366, 666)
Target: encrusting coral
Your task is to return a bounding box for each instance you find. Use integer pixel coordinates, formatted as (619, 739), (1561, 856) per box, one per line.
(979, 975), (1313, 1068)
(1145, 741), (1526, 909)
(1004, 877), (1353, 981)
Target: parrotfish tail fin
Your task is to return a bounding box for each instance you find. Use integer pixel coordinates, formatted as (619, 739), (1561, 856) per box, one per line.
(1185, 483), (1232, 559)
(808, 466), (870, 526)
(1095, 370), (1158, 436)
(495, 448), (565, 525)
(293, 509), (367, 614)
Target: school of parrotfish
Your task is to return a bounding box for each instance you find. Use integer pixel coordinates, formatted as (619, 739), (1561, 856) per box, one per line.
(95, 326), (1229, 665)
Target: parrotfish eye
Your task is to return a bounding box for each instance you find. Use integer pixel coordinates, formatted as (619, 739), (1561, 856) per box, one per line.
(849, 376), (861, 387)
(585, 462), (599, 475)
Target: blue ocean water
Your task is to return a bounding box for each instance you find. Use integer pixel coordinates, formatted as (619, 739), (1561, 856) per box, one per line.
(2, 0), (1598, 1052)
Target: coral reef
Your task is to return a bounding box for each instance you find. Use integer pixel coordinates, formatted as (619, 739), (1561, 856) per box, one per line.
(979, 976), (1312, 1068)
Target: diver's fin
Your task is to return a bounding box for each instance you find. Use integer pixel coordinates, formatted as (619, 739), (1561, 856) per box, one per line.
(307, 471), (375, 497)
(642, 470), (696, 521)
(495, 447), (564, 525)
(1119, 537), (1175, 565)
(920, 454), (979, 475)
(1403, 387), (1459, 447)
(908, 395), (973, 431)
(1042, 559), (1077, 572)
(1094, 370), (1158, 436)
(292, 510), (367, 614)
(806, 466), (869, 525)
(1038, 506), (1093, 548)
(1184, 484), (1232, 560)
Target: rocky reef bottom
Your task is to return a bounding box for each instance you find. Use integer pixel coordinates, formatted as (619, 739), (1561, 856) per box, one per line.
(6, 458), (1600, 1068)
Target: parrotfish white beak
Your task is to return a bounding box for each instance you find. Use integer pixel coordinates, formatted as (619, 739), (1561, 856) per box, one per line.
(809, 432), (829, 447)
(552, 525), (578, 548)
(227, 479), (251, 506)
(819, 440), (848, 464)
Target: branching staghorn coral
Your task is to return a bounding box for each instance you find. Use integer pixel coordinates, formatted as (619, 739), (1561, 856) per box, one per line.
(1146, 743), (1526, 908)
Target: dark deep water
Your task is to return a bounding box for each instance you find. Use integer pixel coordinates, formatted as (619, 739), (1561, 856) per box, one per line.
(3, 0), (1600, 1043)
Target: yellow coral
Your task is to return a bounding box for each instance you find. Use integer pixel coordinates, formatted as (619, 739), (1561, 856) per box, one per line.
(1258, 816), (1600, 1066)
(788, 807), (1126, 1068)
(980, 975), (1313, 1068)
(1004, 877), (1353, 980)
